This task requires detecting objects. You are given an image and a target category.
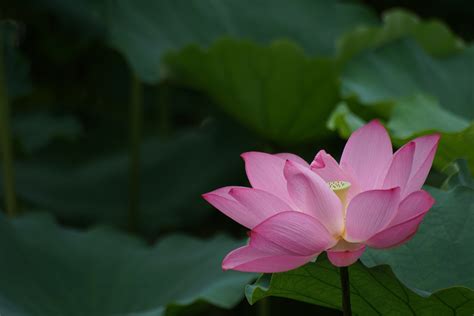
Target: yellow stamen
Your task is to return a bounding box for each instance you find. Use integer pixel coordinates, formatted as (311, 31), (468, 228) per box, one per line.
(327, 181), (351, 207)
(328, 181), (351, 238)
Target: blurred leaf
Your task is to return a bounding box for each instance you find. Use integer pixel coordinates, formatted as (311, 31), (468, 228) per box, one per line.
(434, 124), (474, 170)
(1, 21), (31, 99)
(441, 160), (474, 189)
(32, 0), (377, 83)
(246, 255), (474, 315)
(166, 39), (340, 144)
(337, 39), (474, 169)
(388, 95), (474, 169)
(342, 39), (474, 119)
(328, 103), (474, 170)
(327, 102), (365, 139)
(386, 94), (469, 139)
(337, 9), (463, 62)
(0, 212), (255, 315)
(33, 0), (106, 35)
(12, 112), (83, 153)
(1, 121), (252, 236)
(362, 163), (474, 294)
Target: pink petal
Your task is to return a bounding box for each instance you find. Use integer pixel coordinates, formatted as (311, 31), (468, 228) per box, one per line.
(390, 190), (434, 226)
(340, 120), (393, 190)
(382, 142), (415, 196)
(222, 245), (315, 273)
(275, 153), (309, 167)
(366, 212), (426, 249)
(284, 160), (344, 236)
(310, 150), (361, 202)
(229, 187), (293, 225)
(203, 186), (296, 229)
(241, 152), (293, 205)
(252, 211), (337, 255)
(327, 245), (366, 267)
(345, 188), (401, 243)
(310, 150), (351, 182)
(365, 190), (433, 248)
(202, 186), (252, 228)
(403, 134), (440, 195)
(222, 210), (338, 273)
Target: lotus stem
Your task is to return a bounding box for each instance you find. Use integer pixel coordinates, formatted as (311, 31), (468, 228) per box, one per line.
(340, 267), (352, 316)
(257, 297), (269, 316)
(0, 30), (17, 217)
(128, 72), (142, 232)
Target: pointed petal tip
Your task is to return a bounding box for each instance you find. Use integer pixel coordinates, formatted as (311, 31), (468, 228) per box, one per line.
(357, 119), (389, 136)
(222, 250), (240, 271)
(374, 186), (401, 195)
(310, 150), (328, 169)
(366, 119), (386, 129)
(416, 133), (441, 144)
(240, 151), (262, 162)
(282, 159), (296, 178)
(201, 192), (214, 202)
(431, 132), (441, 141)
(428, 133), (441, 146)
(227, 187), (237, 196)
(227, 187), (245, 201)
(391, 186), (401, 193)
(240, 151), (252, 160)
(421, 190), (436, 205)
(368, 118), (382, 125)
(221, 258), (233, 271)
(240, 151), (270, 160)
(274, 153), (309, 166)
(201, 186), (232, 201)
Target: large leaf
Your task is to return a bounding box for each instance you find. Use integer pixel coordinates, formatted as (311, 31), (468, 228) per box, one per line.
(386, 94), (469, 139)
(12, 112), (83, 154)
(246, 255), (474, 315)
(337, 9), (463, 62)
(32, 0), (377, 82)
(442, 160), (474, 190)
(1, 121), (252, 236)
(387, 95), (474, 169)
(0, 212), (255, 315)
(338, 39), (474, 169)
(362, 162), (474, 294)
(328, 99), (474, 171)
(165, 39), (340, 144)
(342, 39), (474, 119)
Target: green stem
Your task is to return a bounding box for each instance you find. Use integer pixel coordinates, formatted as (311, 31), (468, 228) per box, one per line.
(128, 73), (142, 232)
(257, 298), (269, 316)
(340, 267), (352, 316)
(0, 30), (17, 217)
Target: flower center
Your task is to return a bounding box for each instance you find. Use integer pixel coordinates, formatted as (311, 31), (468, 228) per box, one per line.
(327, 181), (351, 207)
(327, 181), (351, 239)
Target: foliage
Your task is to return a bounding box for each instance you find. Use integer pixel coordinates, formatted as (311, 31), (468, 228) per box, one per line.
(246, 255), (474, 315)
(362, 161), (474, 293)
(0, 212), (255, 316)
(166, 39), (339, 144)
(1, 0), (474, 314)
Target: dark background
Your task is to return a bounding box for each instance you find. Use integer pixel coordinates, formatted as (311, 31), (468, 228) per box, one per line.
(0, 0), (473, 315)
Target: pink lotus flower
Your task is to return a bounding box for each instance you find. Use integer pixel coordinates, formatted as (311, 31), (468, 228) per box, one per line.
(203, 120), (439, 272)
